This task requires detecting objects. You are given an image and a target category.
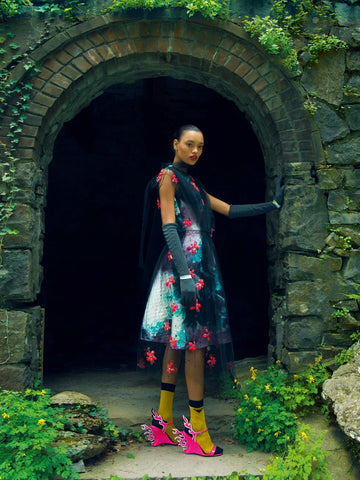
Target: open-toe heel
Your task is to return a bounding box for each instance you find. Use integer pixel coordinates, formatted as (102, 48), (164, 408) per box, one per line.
(142, 409), (177, 446)
(173, 416), (223, 457)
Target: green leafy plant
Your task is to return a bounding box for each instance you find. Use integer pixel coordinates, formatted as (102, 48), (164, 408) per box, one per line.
(334, 348), (354, 366)
(0, 0), (32, 19)
(0, 388), (79, 479)
(263, 423), (332, 480)
(105, 0), (230, 19)
(304, 33), (347, 63)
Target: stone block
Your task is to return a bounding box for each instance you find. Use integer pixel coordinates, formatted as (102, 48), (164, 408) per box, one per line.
(335, 3), (360, 27)
(335, 226), (360, 248)
(344, 167), (360, 189)
(0, 364), (32, 391)
(317, 167), (344, 190)
(281, 349), (319, 373)
(282, 162), (315, 185)
(344, 104), (360, 131)
(286, 278), (355, 318)
(285, 317), (324, 349)
(322, 333), (354, 348)
(343, 251), (360, 283)
(314, 102), (349, 143)
(301, 51), (345, 106)
(327, 136), (360, 165)
(344, 74), (360, 104)
(329, 211), (360, 225)
(280, 185), (328, 251)
(285, 252), (342, 282)
(346, 50), (360, 71)
(0, 250), (38, 302)
(3, 204), (39, 249)
(0, 310), (32, 364)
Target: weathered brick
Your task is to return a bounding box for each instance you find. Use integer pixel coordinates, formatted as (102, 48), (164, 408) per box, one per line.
(33, 92), (56, 108)
(134, 38), (146, 54)
(150, 22), (161, 37)
(42, 83), (63, 98)
(42, 58), (62, 73)
(64, 42), (84, 58)
(38, 67), (54, 81)
(50, 73), (72, 89)
(88, 31), (105, 46)
(61, 64), (82, 81)
(109, 41), (127, 58)
(71, 57), (92, 73)
(250, 54), (265, 69)
(76, 37), (93, 51)
(220, 35), (236, 52)
(54, 50), (73, 65)
(253, 77), (268, 94)
(224, 54), (240, 72)
(138, 22), (150, 37)
(96, 44), (116, 61)
(174, 22), (184, 38)
(23, 113), (42, 127)
(84, 48), (103, 65)
(31, 77), (45, 90)
(240, 47), (256, 62)
(127, 23), (139, 38)
(158, 37), (169, 53)
(21, 125), (38, 137)
(192, 42), (204, 59)
(18, 136), (36, 148)
(145, 37), (158, 53)
(234, 62), (251, 77)
(203, 45), (217, 62)
(102, 28), (118, 42)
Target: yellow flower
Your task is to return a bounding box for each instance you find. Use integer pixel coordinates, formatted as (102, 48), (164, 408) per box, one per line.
(40, 390), (47, 395)
(252, 397), (258, 403)
(286, 436), (290, 441)
(114, 429), (119, 435)
(293, 374), (299, 381)
(308, 375), (315, 384)
(274, 432), (279, 438)
(276, 360), (281, 364)
(245, 418), (249, 422)
(244, 394), (249, 401)
(25, 389), (32, 395)
(301, 431), (308, 441)
(37, 419), (45, 425)
(2, 413), (9, 419)
(256, 405), (262, 410)
(313, 456), (317, 462)
(265, 384), (271, 392)
(257, 428), (264, 434)
(237, 408), (242, 413)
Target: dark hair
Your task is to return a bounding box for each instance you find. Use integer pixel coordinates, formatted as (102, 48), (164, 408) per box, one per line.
(173, 124), (203, 141)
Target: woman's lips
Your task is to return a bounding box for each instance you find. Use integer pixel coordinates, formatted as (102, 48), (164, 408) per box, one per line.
(190, 155), (198, 161)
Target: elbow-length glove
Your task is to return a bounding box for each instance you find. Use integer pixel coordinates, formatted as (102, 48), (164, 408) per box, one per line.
(229, 175), (285, 219)
(162, 223), (197, 307)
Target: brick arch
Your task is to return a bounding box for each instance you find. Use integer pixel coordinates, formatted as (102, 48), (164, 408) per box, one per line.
(0, 13), (326, 387)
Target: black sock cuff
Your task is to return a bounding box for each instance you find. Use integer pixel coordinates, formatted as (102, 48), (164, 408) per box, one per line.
(161, 382), (176, 393)
(189, 399), (203, 408)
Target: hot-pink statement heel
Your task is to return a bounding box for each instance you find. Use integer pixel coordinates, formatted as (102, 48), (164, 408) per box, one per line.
(141, 410), (177, 446)
(173, 416), (223, 457)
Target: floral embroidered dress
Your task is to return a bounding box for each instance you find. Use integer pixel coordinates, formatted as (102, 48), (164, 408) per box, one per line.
(138, 164), (233, 374)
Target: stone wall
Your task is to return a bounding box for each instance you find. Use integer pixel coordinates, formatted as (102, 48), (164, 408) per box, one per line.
(0, 1), (359, 389)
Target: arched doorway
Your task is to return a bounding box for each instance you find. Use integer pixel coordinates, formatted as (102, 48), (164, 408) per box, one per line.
(41, 77), (268, 372)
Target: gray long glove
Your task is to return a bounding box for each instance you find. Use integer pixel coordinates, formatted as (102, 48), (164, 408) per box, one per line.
(162, 223), (197, 307)
(229, 175), (284, 219)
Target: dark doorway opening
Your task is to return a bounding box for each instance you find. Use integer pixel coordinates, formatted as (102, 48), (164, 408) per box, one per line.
(41, 77), (268, 373)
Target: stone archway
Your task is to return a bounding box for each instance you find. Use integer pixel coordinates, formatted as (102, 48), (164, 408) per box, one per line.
(0, 13), (327, 389)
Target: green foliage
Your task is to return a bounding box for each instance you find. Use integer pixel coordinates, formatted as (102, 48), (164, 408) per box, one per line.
(263, 424), (332, 480)
(233, 363), (298, 453)
(334, 348), (354, 366)
(304, 33), (347, 63)
(0, 0), (32, 19)
(0, 388), (79, 479)
(242, 16), (300, 75)
(105, 0), (230, 19)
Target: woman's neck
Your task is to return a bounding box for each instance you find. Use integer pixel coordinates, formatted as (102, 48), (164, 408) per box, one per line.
(172, 160), (190, 173)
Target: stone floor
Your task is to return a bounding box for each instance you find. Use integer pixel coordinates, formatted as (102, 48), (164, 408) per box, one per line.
(44, 357), (360, 480)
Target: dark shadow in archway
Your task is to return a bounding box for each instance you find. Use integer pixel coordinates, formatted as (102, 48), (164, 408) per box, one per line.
(41, 77), (268, 373)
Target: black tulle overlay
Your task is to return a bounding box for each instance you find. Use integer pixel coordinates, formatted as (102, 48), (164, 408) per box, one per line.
(138, 164), (234, 377)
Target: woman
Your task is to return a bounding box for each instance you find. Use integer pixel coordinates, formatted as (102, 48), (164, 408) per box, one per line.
(140, 125), (284, 457)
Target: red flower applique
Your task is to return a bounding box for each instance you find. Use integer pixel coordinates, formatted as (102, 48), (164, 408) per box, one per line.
(196, 278), (204, 290)
(157, 169), (165, 183)
(168, 251), (173, 261)
(138, 358), (145, 369)
(188, 341), (196, 351)
(187, 241), (200, 255)
(156, 199), (161, 209)
(170, 336), (178, 349)
(201, 199), (205, 206)
(190, 179), (200, 192)
(166, 275), (175, 289)
(164, 321), (171, 332)
(146, 350), (157, 365)
(190, 299), (201, 312)
(170, 301), (178, 313)
(183, 218), (192, 228)
(207, 354), (216, 369)
(202, 327), (211, 341)
(189, 269), (196, 278)
(171, 173), (178, 184)
(167, 361), (178, 374)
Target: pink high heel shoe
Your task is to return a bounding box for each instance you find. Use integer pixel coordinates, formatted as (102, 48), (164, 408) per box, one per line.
(173, 416), (223, 457)
(141, 410), (177, 446)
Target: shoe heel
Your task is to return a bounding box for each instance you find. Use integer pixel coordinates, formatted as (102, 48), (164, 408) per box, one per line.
(141, 410), (177, 447)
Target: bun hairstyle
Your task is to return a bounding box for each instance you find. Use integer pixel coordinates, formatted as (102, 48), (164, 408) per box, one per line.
(173, 124), (203, 141)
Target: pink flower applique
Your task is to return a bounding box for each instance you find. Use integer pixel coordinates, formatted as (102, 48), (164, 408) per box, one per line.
(188, 341), (196, 351)
(156, 199), (161, 209)
(183, 218), (192, 228)
(187, 241), (200, 255)
(146, 349), (157, 365)
(196, 278), (204, 290)
(170, 336), (178, 349)
(170, 301), (178, 313)
(202, 327), (211, 341)
(157, 169), (165, 183)
(166, 275), (175, 289)
(138, 358), (145, 369)
(167, 360), (178, 374)
(201, 199), (205, 206)
(190, 299), (201, 312)
(171, 173), (178, 184)
(167, 251), (173, 261)
(207, 354), (216, 369)
(164, 321), (171, 332)
(189, 269), (196, 278)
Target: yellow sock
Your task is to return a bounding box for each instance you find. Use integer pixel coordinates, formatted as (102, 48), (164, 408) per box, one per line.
(189, 405), (214, 454)
(157, 388), (178, 443)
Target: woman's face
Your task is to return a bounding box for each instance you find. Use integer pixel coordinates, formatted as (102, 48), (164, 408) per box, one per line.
(173, 130), (204, 166)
